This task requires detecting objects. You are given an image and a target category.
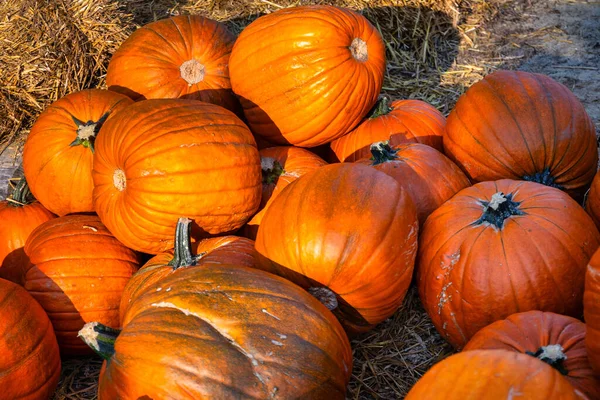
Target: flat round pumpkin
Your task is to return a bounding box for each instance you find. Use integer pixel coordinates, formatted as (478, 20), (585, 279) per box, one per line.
(106, 15), (239, 113)
(22, 89), (133, 216)
(255, 163), (419, 334)
(92, 99), (262, 254)
(584, 246), (600, 375)
(444, 70), (597, 201)
(417, 179), (600, 349)
(463, 310), (600, 399)
(229, 5), (385, 147)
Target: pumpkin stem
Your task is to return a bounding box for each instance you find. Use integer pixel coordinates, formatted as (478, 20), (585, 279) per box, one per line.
(526, 344), (568, 375)
(370, 141), (398, 165)
(261, 157), (285, 185)
(367, 95), (393, 119)
(349, 38), (368, 62)
(168, 217), (204, 270)
(180, 59), (205, 86)
(78, 322), (120, 361)
(523, 168), (563, 190)
(69, 112), (110, 153)
(6, 178), (34, 206)
(474, 192), (524, 229)
(308, 287), (338, 311)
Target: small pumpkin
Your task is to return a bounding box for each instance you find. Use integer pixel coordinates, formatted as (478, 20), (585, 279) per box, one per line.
(584, 246), (600, 375)
(229, 5), (386, 147)
(92, 99), (262, 254)
(463, 310), (600, 399)
(106, 15), (239, 113)
(255, 163), (419, 334)
(417, 179), (600, 349)
(0, 278), (61, 399)
(24, 215), (140, 355)
(444, 70), (597, 201)
(585, 170), (600, 230)
(330, 96), (446, 162)
(120, 218), (257, 323)
(79, 264), (353, 399)
(0, 178), (55, 285)
(356, 142), (470, 226)
(405, 350), (583, 399)
(242, 146), (328, 239)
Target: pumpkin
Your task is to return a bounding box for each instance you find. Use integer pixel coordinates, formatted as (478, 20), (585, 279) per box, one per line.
(417, 179), (600, 349)
(92, 99), (262, 254)
(24, 214), (140, 355)
(0, 278), (61, 399)
(22, 89), (133, 216)
(0, 178), (55, 285)
(106, 15), (239, 113)
(356, 142), (470, 225)
(229, 5), (385, 148)
(255, 163), (418, 334)
(79, 264), (353, 399)
(584, 246), (600, 375)
(444, 70), (597, 201)
(405, 350), (583, 399)
(585, 171), (600, 230)
(120, 217), (257, 323)
(242, 146), (328, 239)
(330, 96), (446, 162)
(463, 310), (600, 399)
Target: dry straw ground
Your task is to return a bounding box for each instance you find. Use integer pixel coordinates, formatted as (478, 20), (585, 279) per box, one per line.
(0, 0), (551, 398)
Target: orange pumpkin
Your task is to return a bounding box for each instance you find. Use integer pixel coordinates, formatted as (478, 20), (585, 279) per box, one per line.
(242, 146), (328, 239)
(229, 5), (385, 147)
(92, 99), (262, 254)
(0, 278), (61, 399)
(0, 178), (55, 285)
(356, 142), (470, 225)
(463, 311), (600, 399)
(418, 179), (600, 349)
(24, 215), (140, 355)
(585, 170), (600, 230)
(405, 350), (583, 399)
(106, 15), (239, 113)
(22, 89), (133, 216)
(584, 246), (600, 375)
(255, 163), (418, 334)
(80, 264), (353, 399)
(444, 70), (597, 201)
(330, 97), (446, 162)
(120, 218), (258, 323)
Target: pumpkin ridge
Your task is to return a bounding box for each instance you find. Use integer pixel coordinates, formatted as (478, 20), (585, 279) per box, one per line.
(169, 16), (190, 56)
(531, 72), (561, 169)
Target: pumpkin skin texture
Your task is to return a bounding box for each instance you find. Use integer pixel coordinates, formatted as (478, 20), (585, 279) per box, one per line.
(80, 265), (353, 400)
(241, 146), (328, 239)
(463, 311), (600, 399)
(229, 5), (386, 148)
(24, 215), (140, 355)
(405, 350), (583, 399)
(356, 142), (470, 226)
(584, 247), (600, 375)
(255, 163), (419, 334)
(0, 179), (55, 286)
(92, 99), (262, 254)
(417, 179), (600, 350)
(22, 89), (133, 216)
(585, 171), (600, 230)
(330, 97), (446, 162)
(444, 70), (597, 201)
(106, 15), (239, 113)
(0, 278), (61, 400)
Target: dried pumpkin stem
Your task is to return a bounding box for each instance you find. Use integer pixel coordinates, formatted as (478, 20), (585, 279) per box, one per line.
(308, 287), (339, 311)
(69, 112), (110, 153)
(168, 217), (204, 270)
(180, 59), (205, 85)
(349, 37), (368, 62)
(475, 192), (524, 229)
(8, 178), (33, 206)
(523, 168), (562, 190)
(526, 344), (568, 375)
(78, 322), (120, 361)
(370, 141), (398, 165)
(367, 95), (393, 119)
(261, 157), (285, 184)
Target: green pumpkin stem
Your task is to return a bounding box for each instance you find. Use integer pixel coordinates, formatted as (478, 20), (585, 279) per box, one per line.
(525, 344), (568, 375)
(370, 141), (398, 165)
(77, 322), (120, 361)
(474, 192), (524, 229)
(7, 178), (34, 206)
(69, 111), (110, 154)
(261, 157), (285, 185)
(366, 95), (393, 119)
(168, 217), (204, 270)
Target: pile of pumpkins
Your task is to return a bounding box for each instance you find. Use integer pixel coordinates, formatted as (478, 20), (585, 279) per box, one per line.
(2, 4), (600, 399)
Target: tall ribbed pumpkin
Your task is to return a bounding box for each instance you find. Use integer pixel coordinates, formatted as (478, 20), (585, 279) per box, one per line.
(229, 5), (386, 147)
(24, 215), (140, 355)
(92, 99), (262, 254)
(444, 70), (597, 201)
